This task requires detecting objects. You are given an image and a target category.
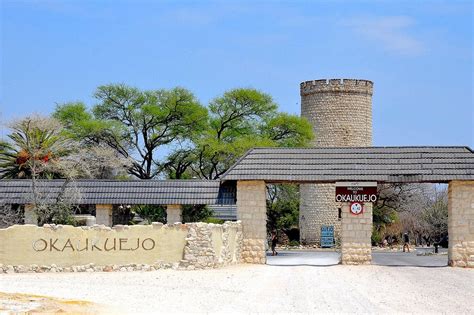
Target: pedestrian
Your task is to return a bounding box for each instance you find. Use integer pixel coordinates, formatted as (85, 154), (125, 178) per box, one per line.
(271, 230), (278, 256)
(403, 232), (410, 252)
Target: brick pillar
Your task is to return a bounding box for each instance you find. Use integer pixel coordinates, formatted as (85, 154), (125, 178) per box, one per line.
(448, 181), (474, 268)
(237, 180), (267, 264)
(96, 204), (113, 227)
(24, 204), (38, 225)
(341, 202), (372, 265)
(166, 204), (183, 224)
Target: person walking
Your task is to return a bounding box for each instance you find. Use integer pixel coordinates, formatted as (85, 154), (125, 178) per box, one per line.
(403, 232), (410, 252)
(271, 230), (278, 256)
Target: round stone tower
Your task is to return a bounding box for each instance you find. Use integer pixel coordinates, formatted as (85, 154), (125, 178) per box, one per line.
(299, 78), (373, 245)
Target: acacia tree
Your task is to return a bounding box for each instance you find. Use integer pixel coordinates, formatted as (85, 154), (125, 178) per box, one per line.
(54, 84), (208, 179)
(167, 88), (314, 179)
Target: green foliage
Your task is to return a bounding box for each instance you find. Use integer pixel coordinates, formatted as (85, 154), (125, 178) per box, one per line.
(132, 205), (167, 224)
(171, 88), (314, 179)
(182, 205), (213, 223)
(54, 84), (208, 179)
(261, 113), (314, 147)
(289, 240), (300, 247)
(266, 184), (300, 232)
(203, 217), (225, 224)
(0, 116), (74, 179)
(371, 226), (383, 245)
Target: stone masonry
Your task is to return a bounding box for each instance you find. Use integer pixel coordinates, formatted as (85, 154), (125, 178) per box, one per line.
(24, 204), (37, 225)
(181, 221), (242, 269)
(0, 221), (243, 273)
(341, 202), (373, 265)
(448, 181), (474, 268)
(237, 180), (267, 264)
(95, 204), (113, 227)
(166, 204), (183, 224)
(300, 79), (373, 245)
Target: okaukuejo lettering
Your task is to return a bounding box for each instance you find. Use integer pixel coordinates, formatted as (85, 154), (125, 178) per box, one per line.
(335, 194), (377, 203)
(32, 237), (156, 252)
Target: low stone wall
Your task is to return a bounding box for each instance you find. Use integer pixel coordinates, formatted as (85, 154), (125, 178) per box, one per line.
(0, 221), (242, 273)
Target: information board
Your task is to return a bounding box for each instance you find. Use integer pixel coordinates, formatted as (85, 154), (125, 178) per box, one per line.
(320, 225), (334, 248)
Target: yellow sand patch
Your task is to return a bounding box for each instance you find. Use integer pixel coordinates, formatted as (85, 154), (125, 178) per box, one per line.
(0, 292), (105, 314)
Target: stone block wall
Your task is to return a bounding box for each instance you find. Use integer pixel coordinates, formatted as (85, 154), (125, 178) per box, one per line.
(237, 181), (267, 264)
(340, 203), (373, 265)
(299, 78), (373, 245)
(448, 181), (474, 268)
(300, 184), (341, 244)
(96, 204), (113, 227)
(0, 221), (242, 273)
(24, 204), (37, 225)
(166, 204), (183, 224)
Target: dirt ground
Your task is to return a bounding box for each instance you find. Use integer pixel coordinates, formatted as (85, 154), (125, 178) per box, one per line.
(1, 263), (473, 314)
(0, 292), (103, 314)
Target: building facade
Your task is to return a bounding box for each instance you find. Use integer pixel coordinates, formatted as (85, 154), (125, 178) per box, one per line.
(299, 79), (373, 245)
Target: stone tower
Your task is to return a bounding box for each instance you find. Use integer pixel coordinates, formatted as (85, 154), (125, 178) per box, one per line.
(299, 79), (373, 245)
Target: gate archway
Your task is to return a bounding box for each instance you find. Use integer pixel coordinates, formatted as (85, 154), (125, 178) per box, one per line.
(221, 146), (474, 267)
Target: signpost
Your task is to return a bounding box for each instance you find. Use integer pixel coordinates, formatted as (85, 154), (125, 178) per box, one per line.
(335, 182), (378, 203)
(349, 202), (363, 215)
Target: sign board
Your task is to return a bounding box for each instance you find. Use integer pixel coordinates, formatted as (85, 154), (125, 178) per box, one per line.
(349, 202), (364, 215)
(320, 225), (334, 248)
(335, 182), (378, 203)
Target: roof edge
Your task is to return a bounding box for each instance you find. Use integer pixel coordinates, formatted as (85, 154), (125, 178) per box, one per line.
(219, 148), (256, 181)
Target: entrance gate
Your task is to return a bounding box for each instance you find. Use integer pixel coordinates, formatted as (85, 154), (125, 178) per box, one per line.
(222, 146), (474, 268)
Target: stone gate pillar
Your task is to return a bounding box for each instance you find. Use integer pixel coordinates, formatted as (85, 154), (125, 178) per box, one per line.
(166, 204), (183, 224)
(24, 204), (38, 225)
(341, 202), (372, 265)
(96, 204), (113, 227)
(448, 181), (474, 268)
(237, 180), (267, 264)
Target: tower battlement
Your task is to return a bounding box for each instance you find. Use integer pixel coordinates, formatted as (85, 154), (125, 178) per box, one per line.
(300, 79), (373, 96)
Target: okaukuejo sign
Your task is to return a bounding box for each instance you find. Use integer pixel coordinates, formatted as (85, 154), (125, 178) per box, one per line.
(335, 182), (378, 203)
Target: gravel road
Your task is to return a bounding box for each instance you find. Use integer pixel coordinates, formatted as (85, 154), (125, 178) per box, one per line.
(1, 264), (473, 314)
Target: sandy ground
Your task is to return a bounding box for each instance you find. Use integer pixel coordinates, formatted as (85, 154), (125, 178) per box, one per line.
(0, 292), (103, 314)
(1, 263), (473, 314)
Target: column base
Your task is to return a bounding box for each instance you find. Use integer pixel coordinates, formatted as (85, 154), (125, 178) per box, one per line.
(448, 242), (474, 268)
(341, 244), (372, 265)
(241, 238), (266, 264)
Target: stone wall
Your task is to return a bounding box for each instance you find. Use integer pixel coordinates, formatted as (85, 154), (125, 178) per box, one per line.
(0, 221), (242, 273)
(237, 181), (267, 264)
(300, 184), (340, 244)
(448, 181), (474, 268)
(166, 204), (183, 224)
(96, 204), (113, 226)
(299, 78), (373, 245)
(340, 203), (372, 265)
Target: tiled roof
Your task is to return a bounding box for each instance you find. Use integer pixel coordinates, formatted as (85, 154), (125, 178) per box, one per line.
(0, 180), (236, 205)
(221, 146), (474, 183)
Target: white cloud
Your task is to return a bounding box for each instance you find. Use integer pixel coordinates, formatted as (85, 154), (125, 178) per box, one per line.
(343, 16), (425, 56)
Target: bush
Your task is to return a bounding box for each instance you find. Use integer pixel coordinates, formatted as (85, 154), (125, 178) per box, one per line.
(203, 217), (225, 224)
(289, 240), (300, 247)
(131, 205), (166, 224)
(371, 228), (382, 246)
(182, 205), (213, 223)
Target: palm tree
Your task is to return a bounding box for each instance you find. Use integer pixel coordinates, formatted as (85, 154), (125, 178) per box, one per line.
(0, 116), (72, 179)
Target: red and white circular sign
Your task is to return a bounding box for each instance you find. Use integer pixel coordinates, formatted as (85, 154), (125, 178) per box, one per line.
(350, 202), (364, 215)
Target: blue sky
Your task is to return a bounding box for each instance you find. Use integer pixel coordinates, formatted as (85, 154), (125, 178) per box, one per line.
(1, 0), (473, 146)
